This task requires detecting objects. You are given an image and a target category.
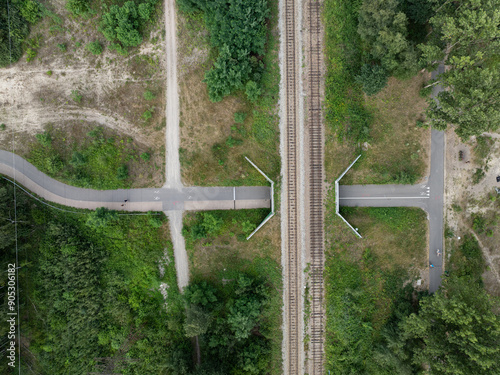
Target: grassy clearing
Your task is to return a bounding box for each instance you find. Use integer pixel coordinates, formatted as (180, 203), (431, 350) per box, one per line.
(323, 0), (429, 184)
(178, 0), (280, 186)
(324, 190), (428, 372)
(183, 209), (282, 374)
(341, 76), (430, 185)
(28, 124), (164, 189)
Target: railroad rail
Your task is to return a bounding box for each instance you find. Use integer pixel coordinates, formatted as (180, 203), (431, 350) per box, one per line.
(284, 0), (300, 372)
(283, 0), (324, 373)
(306, 1), (325, 374)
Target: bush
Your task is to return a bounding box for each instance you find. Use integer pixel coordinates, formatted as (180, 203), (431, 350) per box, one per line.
(355, 64), (388, 96)
(20, 0), (41, 24)
(36, 132), (52, 147)
(46, 70), (53, 76)
(142, 110), (153, 121)
(117, 165), (128, 180)
(66, 0), (90, 15)
(140, 152), (151, 161)
(419, 85), (432, 98)
(225, 136), (243, 148)
(57, 43), (67, 52)
(234, 112), (247, 124)
(245, 80), (261, 102)
(86, 41), (103, 55)
(0, 124), (5, 131)
(143, 90), (155, 100)
(71, 90), (82, 103)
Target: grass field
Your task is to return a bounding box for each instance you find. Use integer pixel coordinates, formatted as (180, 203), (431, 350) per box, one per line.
(323, 0), (429, 184)
(177, 0), (280, 186)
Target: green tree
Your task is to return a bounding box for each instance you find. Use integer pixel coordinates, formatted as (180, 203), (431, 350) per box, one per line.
(358, 0), (419, 78)
(184, 305), (212, 337)
(66, 0), (90, 15)
(355, 63), (388, 95)
(100, 0), (156, 49)
(400, 278), (500, 374)
(421, 0), (500, 138)
(0, 1), (30, 67)
(183, 0), (269, 102)
(21, 0), (41, 24)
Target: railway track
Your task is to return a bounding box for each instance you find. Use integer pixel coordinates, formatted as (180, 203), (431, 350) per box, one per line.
(306, 1), (325, 374)
(284, 0), (324, 373)
(284, 0), (300, 372)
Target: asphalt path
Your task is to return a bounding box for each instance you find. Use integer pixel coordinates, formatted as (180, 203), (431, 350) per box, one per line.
(0, 150), (271, 212)
(339, 65), (446, 293)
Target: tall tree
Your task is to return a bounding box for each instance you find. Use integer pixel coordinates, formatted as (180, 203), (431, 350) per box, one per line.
(358, 0), (419, 79)
(421, 0), (500, 138)
(400, 278), (500, 374)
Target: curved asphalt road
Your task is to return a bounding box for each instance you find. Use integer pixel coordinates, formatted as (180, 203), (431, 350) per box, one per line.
(339, 65), (446, 293)
(0, 150), (271, 212)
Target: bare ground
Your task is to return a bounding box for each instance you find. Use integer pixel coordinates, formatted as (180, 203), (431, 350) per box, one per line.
(0, 0), (167, 163)
(445, 128), (500, 295)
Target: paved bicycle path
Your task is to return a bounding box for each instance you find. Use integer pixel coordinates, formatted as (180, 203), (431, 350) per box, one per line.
(0, 150), (271, 212)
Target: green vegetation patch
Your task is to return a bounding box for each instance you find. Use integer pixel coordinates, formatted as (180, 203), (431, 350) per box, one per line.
(28, 127), (154, 189)
(178, 0), (270, 103)
(0, 0), (38, 67)
(0, 180), (186, 374)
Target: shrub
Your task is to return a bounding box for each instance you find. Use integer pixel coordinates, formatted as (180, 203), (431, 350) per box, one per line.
(0, 124), (5, 131)
(66, 0), (90, 16)
(245, 80), (261, 102)
(86, 41), (103, 55)
(140, 152), (151, 161)
(416, 120), (428, 128)
(143, 90), (155, 100)
(234, 112), (247, 124)
(419, 85), (432, 98)
(225, 136), (243, 148)
(71, 90), (82, 103)
(355, 64), (388, 96)
(36, 132), (52, 147)
(472, 168), (485, 184)
(20, 0), (41, 24)
(108, 43), (128, 56)
(117, 165), (128, 180)
(142, 110), (153, 121)
(46, 70), (53, 76)
(57, 43), (67, 52)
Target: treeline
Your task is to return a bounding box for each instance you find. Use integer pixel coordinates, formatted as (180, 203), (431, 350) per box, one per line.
(0, 0), (41, 67)
(328, 0), (499, 140)
(326, 234), (500, 374)
(178, 275), (274, 374)
(177, 0), (270, 102)
(0, 179), (193, 374)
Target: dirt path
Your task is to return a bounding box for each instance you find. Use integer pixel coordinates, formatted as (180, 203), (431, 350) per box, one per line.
(163, 0), (189, 292)
(163, 0), (182, 189)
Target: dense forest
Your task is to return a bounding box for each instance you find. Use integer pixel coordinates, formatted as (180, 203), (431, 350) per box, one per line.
(0, 179), (276, 374)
